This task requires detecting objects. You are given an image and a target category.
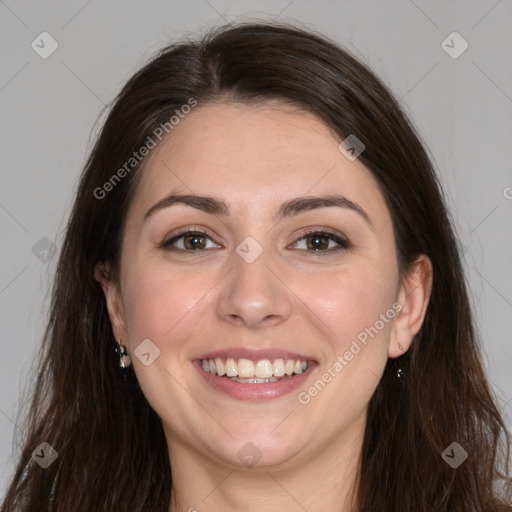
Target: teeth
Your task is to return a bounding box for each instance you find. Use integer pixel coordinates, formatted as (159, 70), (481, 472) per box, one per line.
(238, 358), (255, 378)
(230, 376), (278, 383)
(273, 359), (285, 377)
(254, 359), (273, 378)
(201, 357), (309, 380)
(214, 358), (225, 376)
(225, 357), (237, 377)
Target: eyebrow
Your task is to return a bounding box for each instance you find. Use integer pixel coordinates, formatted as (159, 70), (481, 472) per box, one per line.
(144, 193), (372, 227)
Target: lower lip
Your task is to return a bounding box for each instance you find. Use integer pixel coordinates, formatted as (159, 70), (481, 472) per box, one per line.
(194, 360), (318, 401)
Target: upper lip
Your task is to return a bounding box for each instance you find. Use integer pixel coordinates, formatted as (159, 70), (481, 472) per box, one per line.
(196, 348), (316, 362)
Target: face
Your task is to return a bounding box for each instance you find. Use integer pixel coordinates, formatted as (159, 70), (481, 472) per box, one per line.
(100, 101), (430, 471)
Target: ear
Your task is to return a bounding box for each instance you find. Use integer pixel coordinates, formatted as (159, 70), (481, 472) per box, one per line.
(94, 262), (128, 344)
(388, 254), (433, 358)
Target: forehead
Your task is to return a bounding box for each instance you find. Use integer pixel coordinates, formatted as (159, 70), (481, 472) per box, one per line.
(129, 101), (389, 224)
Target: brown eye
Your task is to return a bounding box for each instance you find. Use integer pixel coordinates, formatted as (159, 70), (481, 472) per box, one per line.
(162, 230), (218, 251)
(292, 230), (350, 253)
(182, 233), (207, 250)
(305, 234), (330, 250)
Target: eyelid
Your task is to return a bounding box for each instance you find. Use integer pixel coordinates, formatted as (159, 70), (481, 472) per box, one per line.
(160, 226), (350, 253)
(290, 227), (350, 252)
(293, 226), (348, 242)
(160, 226), (221, 249)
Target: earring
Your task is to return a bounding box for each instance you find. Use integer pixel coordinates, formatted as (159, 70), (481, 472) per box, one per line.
(115, 341), (131, 379)
(394, 343), (405, 380)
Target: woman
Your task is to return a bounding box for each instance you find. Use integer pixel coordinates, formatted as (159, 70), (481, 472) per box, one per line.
(2, 21), (511, 512)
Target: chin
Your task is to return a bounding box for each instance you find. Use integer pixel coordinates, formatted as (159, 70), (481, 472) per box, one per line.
(202, 424), (311, 471)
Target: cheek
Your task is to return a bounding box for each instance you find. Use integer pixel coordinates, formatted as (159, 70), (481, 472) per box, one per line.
(119, 262), (219, 425)
(120, 260), (213, 357)
(290, 264), (396, 433)
(294, 272), (395, 422)
(296, 262), (398, 347)
(293, 262), (397, 404)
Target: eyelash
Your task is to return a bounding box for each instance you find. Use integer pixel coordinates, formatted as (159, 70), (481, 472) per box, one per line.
(160, 227), (350, 255)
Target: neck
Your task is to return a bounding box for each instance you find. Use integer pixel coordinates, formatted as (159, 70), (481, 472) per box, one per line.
(167, 417), (364, 512)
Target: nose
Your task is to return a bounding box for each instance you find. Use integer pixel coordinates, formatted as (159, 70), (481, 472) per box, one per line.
(215, 249), (293, 329)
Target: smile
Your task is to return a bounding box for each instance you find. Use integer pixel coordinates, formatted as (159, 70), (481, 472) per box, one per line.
(195, 350), (318, 401)
(201, 357), (309, 382)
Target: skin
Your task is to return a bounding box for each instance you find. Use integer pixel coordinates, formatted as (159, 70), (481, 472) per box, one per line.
(96, 101), (432, 512)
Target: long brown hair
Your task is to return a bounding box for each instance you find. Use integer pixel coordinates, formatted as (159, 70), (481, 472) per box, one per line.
(2, 21), (511, 512)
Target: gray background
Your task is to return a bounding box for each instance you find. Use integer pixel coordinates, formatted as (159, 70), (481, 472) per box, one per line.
(1, 0), (511, 494)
